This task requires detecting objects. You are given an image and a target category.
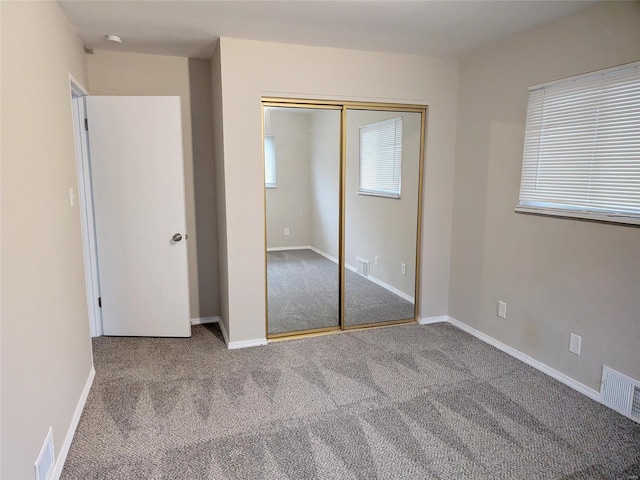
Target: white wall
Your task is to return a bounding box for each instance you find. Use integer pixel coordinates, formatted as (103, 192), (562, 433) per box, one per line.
(345, 110), (421, 297)
(188, 58), (220, 321)
(266, 107), (342, 254)
(217, 37), (458, 342)
(1, 2), (93, 478)
(265, 109), (312, 249)
(449, 1), (640, 391)
(309, 109), (341, 259)
(211, 43), (230, 337)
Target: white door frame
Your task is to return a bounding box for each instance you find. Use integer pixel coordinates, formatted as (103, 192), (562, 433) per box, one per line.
(70, 75), (103, 337)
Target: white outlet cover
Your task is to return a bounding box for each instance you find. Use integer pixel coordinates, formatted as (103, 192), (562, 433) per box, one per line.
(569, 333), (581, 355)
(497, 301), (507, 319)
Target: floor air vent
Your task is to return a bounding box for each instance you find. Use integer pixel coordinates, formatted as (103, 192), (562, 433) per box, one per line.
(632, 386), (640, 419)
(600, 366), (640, 423)
(356, 257), (370, 277)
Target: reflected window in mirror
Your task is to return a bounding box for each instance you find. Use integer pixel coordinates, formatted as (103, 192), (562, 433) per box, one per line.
(359, 117), (402, 198)
(264, 135), (276, 188)
(345, 109), (420, 327)
(264, 106), (342, 336)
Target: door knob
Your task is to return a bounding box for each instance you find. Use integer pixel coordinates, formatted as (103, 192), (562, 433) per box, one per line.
(172, 233), (183, 242)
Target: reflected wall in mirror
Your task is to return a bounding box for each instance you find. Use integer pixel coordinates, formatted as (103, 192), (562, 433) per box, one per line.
(264, 106), (341, 335)
(344, 109), (422, 327)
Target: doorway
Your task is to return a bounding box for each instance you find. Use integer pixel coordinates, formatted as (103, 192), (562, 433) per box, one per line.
(263, 99), (426, 339)
(71, 91), (192, 338)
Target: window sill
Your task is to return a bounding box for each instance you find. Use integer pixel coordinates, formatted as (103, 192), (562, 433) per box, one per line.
(358, 190), (401, 199)
(514, 205), (640, 226)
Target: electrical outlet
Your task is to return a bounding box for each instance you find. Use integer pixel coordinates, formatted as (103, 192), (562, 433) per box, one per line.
(284, 228), (290, 236)
(569, 333), (581, 355)
(497, 301), (507, 319)
(401, 263), (406, 275)
(375, 255), (379, 266)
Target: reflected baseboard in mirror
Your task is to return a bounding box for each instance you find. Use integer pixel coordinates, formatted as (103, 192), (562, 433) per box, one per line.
(344, 265), (415, 326)
(264, 105), (342, 337)
(266, 248), (415, 335)
(343, 109), (422, 327)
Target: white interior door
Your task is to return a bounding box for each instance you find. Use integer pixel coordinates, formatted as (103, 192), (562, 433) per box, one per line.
(86, 96), (191, 337)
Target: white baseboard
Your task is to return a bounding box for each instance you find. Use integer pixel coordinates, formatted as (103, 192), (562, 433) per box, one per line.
(190, 316), (220, 325)
(215, 317), (266, 349)
(228, 338), (268, 349)
(308, 246), (339, 264)
(52, 366), (95, 479)
(274, 247), (415, 304)
(418, 315), (449, 325)
(422, 316), (599, 401)
(268, 245), (338, 264)
(366, 274), (414, 303)
(267, 246), (311, 252)
(218, 317), (230, 346)
(345, 263), (415, 303)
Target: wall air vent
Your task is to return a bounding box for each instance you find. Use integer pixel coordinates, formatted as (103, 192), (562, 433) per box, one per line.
(600, 366), (640, 424)
(356, 257), (370, 277)
(34, 427), (55, 480)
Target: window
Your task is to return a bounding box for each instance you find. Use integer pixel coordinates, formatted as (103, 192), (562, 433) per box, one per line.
(359, 117), (402, 198)
(264, 135), (276, 188)
(517, 62), (640, 225)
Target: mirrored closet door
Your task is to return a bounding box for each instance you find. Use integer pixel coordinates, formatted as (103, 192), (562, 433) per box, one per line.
(263, 100), (425, 338)
(343, 109), (422, 327)
(264, 105), (342, 336)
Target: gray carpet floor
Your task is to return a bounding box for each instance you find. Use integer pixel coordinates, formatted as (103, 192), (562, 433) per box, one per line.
(267, 249), (415, 335)
(61, 323), (639, 479)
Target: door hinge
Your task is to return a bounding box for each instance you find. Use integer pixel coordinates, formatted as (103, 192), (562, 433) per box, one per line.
(84, 118), (89, 131)
(98, 297), (102, 308)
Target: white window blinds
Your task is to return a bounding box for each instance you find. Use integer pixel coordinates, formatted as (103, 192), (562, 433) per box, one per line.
(516, 62), (640, 225)
(264, 135), (276, 188)
(359, 117), (402, 198)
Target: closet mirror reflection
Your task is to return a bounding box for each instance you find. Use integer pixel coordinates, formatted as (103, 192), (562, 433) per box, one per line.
(344, 109), (421, 327)
(264, 106), (341, 336)
(264, 100), (424, 338)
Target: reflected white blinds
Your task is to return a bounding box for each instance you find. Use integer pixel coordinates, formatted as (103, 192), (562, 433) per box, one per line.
(359, 117), (402, 198)
(264, 135), (276, 188)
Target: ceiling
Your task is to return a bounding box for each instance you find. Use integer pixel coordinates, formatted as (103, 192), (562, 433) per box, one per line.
(58, 1), (597, 59)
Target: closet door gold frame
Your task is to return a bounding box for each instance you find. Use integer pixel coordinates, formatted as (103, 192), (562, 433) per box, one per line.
(263, 98), (427, 340)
